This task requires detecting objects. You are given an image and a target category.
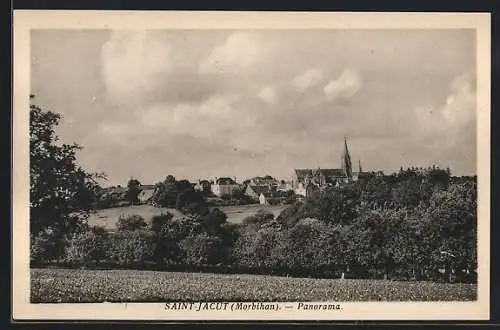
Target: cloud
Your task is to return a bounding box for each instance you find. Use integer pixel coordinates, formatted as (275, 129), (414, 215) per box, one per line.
(291, 69), (323, 92)
(414, 73), (476, 135)
(324, 69), (362, 102)
(441, 73), (476, 128)
(140, 94), (258, 141)
(257, 86), (278, 104)
(98, 121), (129, 138)
(199, 32), (263, 74)
(100, 31), (173, 103)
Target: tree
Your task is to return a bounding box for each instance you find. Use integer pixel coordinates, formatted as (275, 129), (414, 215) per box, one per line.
(179, 233), (224, 266)
(30, 96), (103, 239)
(116, 214), (147, 231)
(200, 208), (228, 235)
(126, 178), (141, 205)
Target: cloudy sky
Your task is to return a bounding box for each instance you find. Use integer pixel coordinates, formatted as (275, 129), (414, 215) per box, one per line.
(31, 29), (476, 186)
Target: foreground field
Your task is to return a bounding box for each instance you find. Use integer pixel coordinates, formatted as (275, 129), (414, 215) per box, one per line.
(31, 268), (477, 303)
(87, 204), (287, 231)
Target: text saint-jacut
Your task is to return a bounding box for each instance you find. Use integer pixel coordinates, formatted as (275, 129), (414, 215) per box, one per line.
(165, 302), (231, 311)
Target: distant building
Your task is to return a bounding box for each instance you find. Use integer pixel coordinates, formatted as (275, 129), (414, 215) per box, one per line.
(293, 138), (372, 197)
(259, 192), (270, 205)
(245, 185), (274, 201)
(258, 191), (284, 205)
(211, 177), (240, 197)
(194, 179), (212, 194)
(100, 185), (128, 200)
(277, 180), (294, 191)
(245, 175), (279, 187)
(138, 184), (155, 204)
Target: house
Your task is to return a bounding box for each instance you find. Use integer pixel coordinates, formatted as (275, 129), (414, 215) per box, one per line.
(293, 168), (347, 196)
(245, 175), (279, 187)
(211, 177), (240, 197)
(245, 185), (274, 202)
(100, 185), (128, 200)
(258, 191), (285, 205)
(138, 184), (155, 204)
(194, 179), (212, 194)
(277, 180), (294, 191)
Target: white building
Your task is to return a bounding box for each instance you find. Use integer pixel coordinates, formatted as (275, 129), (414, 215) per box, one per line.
(211, 177), (240, 197)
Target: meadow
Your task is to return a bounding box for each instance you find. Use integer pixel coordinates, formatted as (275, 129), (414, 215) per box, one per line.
(86, 204), (287, 231)
(31, 268), (477, 303)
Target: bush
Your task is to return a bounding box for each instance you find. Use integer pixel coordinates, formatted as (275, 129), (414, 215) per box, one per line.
(153, 215), (204, 263)
(30, 227), (65, 263)
(64, 226), (109, 265)
(276, 202), (303, 228)
(199, 208), (228, 235)
(242, 209), (274, 228)
(179, 233), (224, 266)
(150, 213), (173, 234)
(107, 229), (155, 265)
(117, 214), (147, 231)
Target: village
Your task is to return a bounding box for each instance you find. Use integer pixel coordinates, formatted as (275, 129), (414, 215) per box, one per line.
(98, 139), (378, 209)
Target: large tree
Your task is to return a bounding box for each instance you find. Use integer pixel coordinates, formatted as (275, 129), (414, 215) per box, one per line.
(30, 95), (103, 236)
(126, 178), (141, 205)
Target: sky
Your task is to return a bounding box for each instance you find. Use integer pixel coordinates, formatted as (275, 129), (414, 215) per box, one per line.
(31, 29), (477, 186)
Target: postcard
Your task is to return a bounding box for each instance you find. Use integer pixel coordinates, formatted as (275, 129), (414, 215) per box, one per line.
(13, 10), (490, 320)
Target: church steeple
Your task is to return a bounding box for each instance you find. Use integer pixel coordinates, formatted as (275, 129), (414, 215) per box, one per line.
(341, 137), (352, 178)
(358, 159), (363, 173)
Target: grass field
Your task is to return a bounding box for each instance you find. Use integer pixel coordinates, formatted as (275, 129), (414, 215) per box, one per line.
(31, 268), (477, 303)
(214, 204), (288, 223)
(87, 204), (287, 231)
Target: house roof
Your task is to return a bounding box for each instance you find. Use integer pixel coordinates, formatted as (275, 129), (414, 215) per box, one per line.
(250, 175), (278, 183)
(295, 168), (346, 181)
(249, 185), (272, 196)
(354, 172), (373, 178)
(140, 184), (155, 190)
(216, 177), (237, 185)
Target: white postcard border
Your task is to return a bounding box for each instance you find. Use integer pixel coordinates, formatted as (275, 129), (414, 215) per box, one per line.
(12, 10), (491, 321)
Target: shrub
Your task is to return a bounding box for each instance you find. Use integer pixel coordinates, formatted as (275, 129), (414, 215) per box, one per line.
(64, 226), (109, 265)
(153, 215), (203, 263)
(199, 208), (227, 235)
(30, 227), (65, 263)
(179, 233), (224, 266)
(150, 213), (173, 234)
(232, 225), (283, 269)
(107, 229), (155, 265)
(242, 209), (274, 228)
(183, 201), (210, 216)
(117, 214), (147, 231)
(276, 201), (303, 228)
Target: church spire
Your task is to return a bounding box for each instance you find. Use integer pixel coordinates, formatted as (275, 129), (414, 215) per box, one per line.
(358, 159), (363, 173)
(341, 137), (352, 178)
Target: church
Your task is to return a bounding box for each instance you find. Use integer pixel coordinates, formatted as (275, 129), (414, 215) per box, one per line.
(293, 138), (371, 197)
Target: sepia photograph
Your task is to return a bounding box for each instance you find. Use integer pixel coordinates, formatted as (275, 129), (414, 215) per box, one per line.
(13, 11), (490, 320)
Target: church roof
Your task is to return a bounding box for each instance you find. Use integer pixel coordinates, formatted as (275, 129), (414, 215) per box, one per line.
(295, 168), (346, 181)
